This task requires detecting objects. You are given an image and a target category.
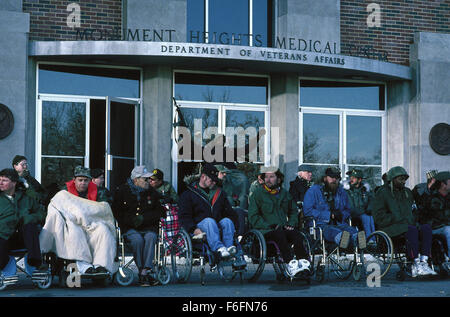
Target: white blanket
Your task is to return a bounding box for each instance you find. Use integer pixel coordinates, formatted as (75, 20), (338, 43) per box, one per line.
(39, 190), (118, 273)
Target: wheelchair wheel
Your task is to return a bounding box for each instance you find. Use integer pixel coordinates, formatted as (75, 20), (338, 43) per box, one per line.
(34, 272), (53, 289)
(315, 264), (325, 283)
(170, 228), (193, 283)
(157, 266), (171, 285)
(114, 267), (135, 286)
(240, 230), (266, 282)
(200, 267), (206, 286)
(363, 231), (394, 279)
(328, 248), (355, 280)
(352, 263), (363, 281)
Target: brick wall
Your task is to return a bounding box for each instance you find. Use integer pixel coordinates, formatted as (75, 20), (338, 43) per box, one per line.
(341, 0), (450, 65)
(23, 0), (122, 41)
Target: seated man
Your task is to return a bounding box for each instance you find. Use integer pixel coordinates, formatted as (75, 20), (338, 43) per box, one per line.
(303, 167), (366, 251)
(0, 169), (47, 276)
(372, 166), (436, 277)
(418, 171), (450, 272)
(40, 166), (117, 276)
(113, 166), (165, 285)
(179, 163), (238, 259)
(248, 166), (311, 278)
(148, 168), (179, 204)
(342, 169), (375, 239)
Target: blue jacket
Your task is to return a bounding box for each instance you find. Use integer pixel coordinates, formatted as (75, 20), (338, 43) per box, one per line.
(303, 184), (351, 226)
(179, 182), (238, 234)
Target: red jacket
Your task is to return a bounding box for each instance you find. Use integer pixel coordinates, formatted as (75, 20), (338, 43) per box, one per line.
(65, 180), (98, 201)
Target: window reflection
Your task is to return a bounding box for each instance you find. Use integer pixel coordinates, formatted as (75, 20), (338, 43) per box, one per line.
(209, 0), (249, 46)
(175, 73), (267, 104)
(347, 116), (381, 165)
(300, 81), (384, 110)
(42, 101), (86, 156)
(39, 65), (140, 98)
(303, 114), (339, 164)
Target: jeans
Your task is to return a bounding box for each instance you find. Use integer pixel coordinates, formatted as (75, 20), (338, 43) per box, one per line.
(359, 214), (375, 240)
(197, 217), (235, 252)
(233, 207), (248, 237)
(319, 223), (359, 248)
(432, 226), (450, 257)
(405, 224), (432, 260)
(124, 229), (158, 270)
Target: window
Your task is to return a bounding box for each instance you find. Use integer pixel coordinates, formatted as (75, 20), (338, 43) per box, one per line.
(174, 71), (269, 192)
(299, 80), (385, 188)
(187, 0), (271, 47)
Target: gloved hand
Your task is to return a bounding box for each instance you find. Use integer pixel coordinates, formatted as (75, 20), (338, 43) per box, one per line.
(331, 211), (343, 223)
(132, 214), (144, 228)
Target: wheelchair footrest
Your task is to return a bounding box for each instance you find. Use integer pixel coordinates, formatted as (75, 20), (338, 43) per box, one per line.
(2, 275), (19, 285)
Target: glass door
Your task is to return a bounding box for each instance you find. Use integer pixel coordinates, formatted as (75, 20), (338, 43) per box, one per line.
(37, 97), (89, 188)
(300, 109), (384, 188)
(105, 97), (140, 190)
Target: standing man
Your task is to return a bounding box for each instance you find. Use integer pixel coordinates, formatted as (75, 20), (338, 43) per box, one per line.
(303, 167), (366, 251)
(248, 166), (311, 277)
(343, 169), (375, 239)
(113, 166), (166, 285)
(12, 155), (45, 203)
(0, 169), (47, 275)
(179, 163), (238, 258)
(289, 164), (314, 228)
(148, 168), (179, 204)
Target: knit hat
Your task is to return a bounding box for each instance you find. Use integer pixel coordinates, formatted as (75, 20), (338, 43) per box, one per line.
(73, 166), (92, 178)
(12, 155), (27, 167)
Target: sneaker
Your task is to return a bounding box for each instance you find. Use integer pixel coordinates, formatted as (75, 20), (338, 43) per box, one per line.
(227, 246), (237, 256)
(419, 262), (437, 276)
(339, 231), (351, 249)
(357, 231), (367, 249)
(411, 261), (419, 278)
(286, 259), (302, 277)
(442, 261), (450, 273)
(217, 247), (230, 258)
(84, 267), (97, 275)
(297, 259), (311, 272)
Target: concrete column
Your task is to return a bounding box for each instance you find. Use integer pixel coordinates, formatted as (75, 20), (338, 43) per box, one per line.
(410, 32), (450, 184)
(270, 73), (299, 189)
(142, 65), (174, 180)
(0, 1), (30, 169)
(275, 0), (340, 54)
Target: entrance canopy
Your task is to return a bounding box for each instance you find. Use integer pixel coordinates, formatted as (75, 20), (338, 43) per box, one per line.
(30, 41), (411, 82)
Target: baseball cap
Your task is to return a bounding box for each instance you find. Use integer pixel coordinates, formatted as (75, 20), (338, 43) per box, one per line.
(298, 164), (313, 172)
(325, 167), (341, 179)
(131, 166), (153, 180)
(150, 168), (164, 180)
(435, 171), (450, 182)
(214, 164), (230, 173)
(73, 166), (91, 179)
(202, 163), (219, 182)
(346, 169), (364, 179)
(260, 166), (279, 174)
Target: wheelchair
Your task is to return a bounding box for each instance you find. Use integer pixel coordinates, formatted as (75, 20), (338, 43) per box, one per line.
(431, 233), (449, 278)
(115, 212), (173, 286)
(240, 228), (313, 284)
(0, 249), (53, 291)
(301, 217), (366, 283)
(169, 221), (248, 286)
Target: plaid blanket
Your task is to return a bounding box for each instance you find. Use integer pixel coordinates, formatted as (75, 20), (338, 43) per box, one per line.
(161, 204), (185, 255)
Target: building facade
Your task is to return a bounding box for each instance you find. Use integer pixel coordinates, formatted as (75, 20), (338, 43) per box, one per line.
(0, 0), (448, 192)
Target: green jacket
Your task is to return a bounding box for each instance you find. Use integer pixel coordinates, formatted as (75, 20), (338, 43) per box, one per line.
(344, 182), (373, 218)
(248, 185), (297, 235)
(418, 190), (449, 229)
(154, 181), (179, 204)
(372, 184), (415, 238)
(0, 189), (47, 240)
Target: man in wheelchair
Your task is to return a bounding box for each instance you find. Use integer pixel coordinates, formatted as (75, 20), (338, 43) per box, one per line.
(0, 168), (47, 277)
(417, 171), (450, 272)
(303, 167), (367, 252)
(372, 166), (437, 277)
(113, 166), (166, 285)
(248, 166), (311, 278)
(179, 163), (239, 260)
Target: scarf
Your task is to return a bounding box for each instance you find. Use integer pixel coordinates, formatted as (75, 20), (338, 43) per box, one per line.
(263, 184), (279, 195)
(127, 178), (147, 201)
(65, 180), (97, 201)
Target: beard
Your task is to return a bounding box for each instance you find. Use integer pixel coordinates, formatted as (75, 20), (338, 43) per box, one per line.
(325, 180), (339, 194)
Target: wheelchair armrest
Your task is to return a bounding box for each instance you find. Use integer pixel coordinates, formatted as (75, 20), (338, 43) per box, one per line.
(302, 216), (316, 228)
